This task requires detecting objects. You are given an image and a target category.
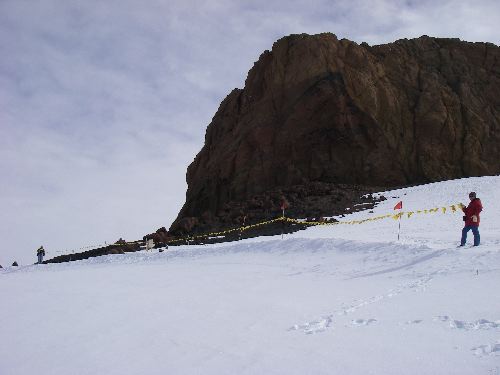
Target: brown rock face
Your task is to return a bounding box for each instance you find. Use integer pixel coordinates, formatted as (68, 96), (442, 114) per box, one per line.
(171, 33), (500, 233)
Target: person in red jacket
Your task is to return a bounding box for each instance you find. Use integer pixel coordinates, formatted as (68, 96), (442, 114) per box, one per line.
(460, 192), (482, 247)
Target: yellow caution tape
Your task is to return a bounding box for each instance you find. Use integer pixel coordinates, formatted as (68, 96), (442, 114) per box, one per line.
(54, 203), (465, 254)
(269, 203), (463, 228)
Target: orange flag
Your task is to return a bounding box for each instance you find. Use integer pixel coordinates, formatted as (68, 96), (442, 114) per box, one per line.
(394, 201), (403, 210)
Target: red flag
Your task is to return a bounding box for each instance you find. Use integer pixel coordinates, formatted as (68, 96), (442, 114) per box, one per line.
(393, 201), (403, 210)
(280, 197), (289, 210)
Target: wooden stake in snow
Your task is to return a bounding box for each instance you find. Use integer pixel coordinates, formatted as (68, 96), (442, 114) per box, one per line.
(239, 215), (246, 241)
(280, 196), (289, 240)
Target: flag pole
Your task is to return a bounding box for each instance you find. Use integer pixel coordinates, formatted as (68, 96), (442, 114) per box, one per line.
(397, 215), (402, 241)
(239, 215), (246, 241)
(394, 201), (403, 241)
(281, 207), (285, 240)
(280, 196), (289, 240)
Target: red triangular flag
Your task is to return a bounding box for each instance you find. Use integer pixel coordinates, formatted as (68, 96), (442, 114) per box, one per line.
(394, 201), (403, 210)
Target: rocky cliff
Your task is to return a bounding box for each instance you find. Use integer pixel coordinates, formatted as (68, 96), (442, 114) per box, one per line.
(170, 33), (500, 234)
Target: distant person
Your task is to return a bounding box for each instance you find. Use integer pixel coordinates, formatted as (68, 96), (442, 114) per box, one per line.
(459, 192), (482, 247)
(37, 246), (46, 264)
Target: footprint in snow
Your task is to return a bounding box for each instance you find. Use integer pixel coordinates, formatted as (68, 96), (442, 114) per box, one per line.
(405, 319), (423, 325)
(434, 315), (451, 322)
(352, 318), (377, 326)
(471, 341), (500, 357)
(451, 319), (500, 330)
(289, 316), (333, 334)
(434, 316), (500, 330)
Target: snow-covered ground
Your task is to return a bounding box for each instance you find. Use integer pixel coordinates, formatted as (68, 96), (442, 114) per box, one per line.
(1, 176), (499, 375)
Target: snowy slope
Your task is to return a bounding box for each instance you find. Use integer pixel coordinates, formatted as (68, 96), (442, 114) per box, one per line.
(1, 176), (499, 375)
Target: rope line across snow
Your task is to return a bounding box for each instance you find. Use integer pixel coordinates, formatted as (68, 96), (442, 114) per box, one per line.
(47, 203), (464, 257)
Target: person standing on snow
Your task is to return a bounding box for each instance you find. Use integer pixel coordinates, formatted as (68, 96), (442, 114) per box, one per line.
(36, 246), (46, 264)
(459, 192), (482, 247)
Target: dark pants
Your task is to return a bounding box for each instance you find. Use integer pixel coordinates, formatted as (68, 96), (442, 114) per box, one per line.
(461, 226), (480, 246)
(37, 254), (43, 264)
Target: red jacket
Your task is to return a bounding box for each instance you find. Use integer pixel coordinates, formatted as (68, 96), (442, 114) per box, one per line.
(462, 198), (482, 227)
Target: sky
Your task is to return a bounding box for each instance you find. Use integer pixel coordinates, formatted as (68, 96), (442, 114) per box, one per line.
(1, 0), (499, 265)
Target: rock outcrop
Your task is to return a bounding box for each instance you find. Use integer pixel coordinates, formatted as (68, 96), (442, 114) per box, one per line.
(45, 240), (141, 264)
(171, 33), (500, 234)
